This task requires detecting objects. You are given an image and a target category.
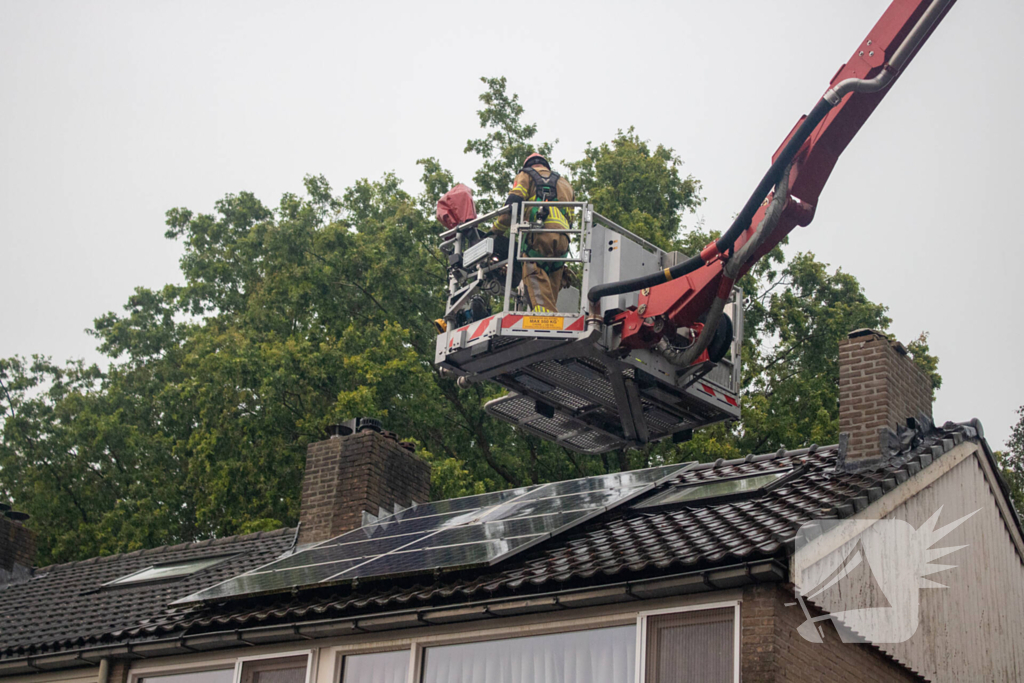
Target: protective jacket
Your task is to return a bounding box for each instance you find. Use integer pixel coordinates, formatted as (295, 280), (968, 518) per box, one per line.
(494, 164), (575, 312)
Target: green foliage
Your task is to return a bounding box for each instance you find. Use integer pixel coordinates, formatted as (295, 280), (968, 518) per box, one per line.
(464, 77), (554, 211)
(0, 355), (184, 562)
(738, 253), (892, 452)
(565, 128), (703, 251)
(0, 77), (942, 563)
(907, 332), (943, 397)
(998, 406), (1024, 515)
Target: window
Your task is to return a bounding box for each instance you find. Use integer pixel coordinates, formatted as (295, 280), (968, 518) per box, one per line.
(141, 671), (234, 683)
(107, 556), (231, 586)
(240, 655), (309, 683)
(341, 650), (409, 683)
(421, 624), (635, 683)
(635, 471), (789, 508)
(639, 605), (738, 683)
(329, 604), (736, 683)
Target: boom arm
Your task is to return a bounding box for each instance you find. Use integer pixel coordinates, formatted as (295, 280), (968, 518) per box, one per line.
(598, 0), (957, 351)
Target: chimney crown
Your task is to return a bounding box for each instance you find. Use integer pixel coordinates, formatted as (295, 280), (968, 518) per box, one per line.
(839, 329), (934, 469)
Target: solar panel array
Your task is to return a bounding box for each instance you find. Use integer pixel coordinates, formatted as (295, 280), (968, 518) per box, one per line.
(178, 463), (689, 604)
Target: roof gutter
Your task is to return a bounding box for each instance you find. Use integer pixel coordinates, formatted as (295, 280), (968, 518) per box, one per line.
(0, 559), (786, 677)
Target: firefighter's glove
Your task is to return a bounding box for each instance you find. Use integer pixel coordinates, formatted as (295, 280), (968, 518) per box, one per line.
(492, 234), (510, 261)
(561, 267), (576, 289)
(504, 193), (524, 220)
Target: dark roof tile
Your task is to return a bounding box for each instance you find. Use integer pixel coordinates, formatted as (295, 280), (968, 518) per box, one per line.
(3, 421), (1000, 662)
(0, 528), (295, 657)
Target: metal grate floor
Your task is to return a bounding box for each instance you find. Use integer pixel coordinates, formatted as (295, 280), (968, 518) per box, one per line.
(485, 357), (736, 454)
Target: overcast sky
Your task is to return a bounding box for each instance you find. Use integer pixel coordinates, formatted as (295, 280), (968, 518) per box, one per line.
(2, 0), (1021, 448)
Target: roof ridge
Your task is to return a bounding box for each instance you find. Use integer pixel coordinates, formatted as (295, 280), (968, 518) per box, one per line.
(33, 527), (296, 572)
(688, 443), (839, 472)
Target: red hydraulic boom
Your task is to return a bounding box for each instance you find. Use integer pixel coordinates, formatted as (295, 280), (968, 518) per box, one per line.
(435, 0), (960, 454)
(591, 0), (957, 355)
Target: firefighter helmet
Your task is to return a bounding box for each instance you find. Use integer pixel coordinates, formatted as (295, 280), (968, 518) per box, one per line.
(522, 153), (550, 169)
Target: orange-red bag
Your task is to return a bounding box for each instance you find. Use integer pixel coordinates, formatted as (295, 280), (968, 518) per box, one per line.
(436, 184), (477, 229)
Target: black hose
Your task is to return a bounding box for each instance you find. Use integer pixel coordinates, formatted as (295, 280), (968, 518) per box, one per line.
(715, 97), (832, 252)
(660, 162), (792, 367)
(587, 96), (834, 303)
(587, 254), (704, 303)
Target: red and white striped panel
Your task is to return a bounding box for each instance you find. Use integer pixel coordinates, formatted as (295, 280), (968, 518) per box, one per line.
(697, 382), (740, 408)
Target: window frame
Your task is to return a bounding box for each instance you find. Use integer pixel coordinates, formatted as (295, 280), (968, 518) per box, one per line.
(234, 651), (315, 683)
(128, 652), (315, 683)
(103, 555), (236, 587)
(323, 611), (638, 683)
(635, 469), (795, 510)
(128, 659), (239, 683)
(635, 601), (741, 683)
(338, 648), (414, 683)
(323, 599), (739, 683)
(127, 599), (739, 683)
(415, 621), (639, 683)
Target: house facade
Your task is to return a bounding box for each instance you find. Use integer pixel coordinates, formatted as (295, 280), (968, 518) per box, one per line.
(1, 330), (1022, 682)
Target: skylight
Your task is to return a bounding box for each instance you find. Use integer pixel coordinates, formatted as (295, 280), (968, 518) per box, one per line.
(635, 470), (790, 508)
(106, 556), (230, 586)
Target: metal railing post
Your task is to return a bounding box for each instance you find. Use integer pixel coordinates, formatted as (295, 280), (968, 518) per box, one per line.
(502, 203), (518, 315)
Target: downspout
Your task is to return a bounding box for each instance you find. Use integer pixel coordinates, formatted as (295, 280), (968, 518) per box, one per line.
(98, 658), (110, 683)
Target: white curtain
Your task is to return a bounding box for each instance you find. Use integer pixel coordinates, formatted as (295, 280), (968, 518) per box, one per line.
(142, 670), (235, 683)
(342, 650), (410, 683)
(422, 625), (636, 683)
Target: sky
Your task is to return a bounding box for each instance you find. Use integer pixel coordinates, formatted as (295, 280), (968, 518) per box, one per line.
(1, 0), (1021, 449)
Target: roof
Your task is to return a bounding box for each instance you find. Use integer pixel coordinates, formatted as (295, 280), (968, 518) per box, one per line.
(1, 419), (1015, 672)
(131, 420), (1008, 638)
(0, 528), (296, 660)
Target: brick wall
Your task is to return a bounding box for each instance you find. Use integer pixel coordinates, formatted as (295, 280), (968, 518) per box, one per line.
(838, 329), (933, 465)
(741, 583), (922, 682)
(297, 429), (432, 545)
(0, 514), (36, 572)
(109, 658), (131, 683)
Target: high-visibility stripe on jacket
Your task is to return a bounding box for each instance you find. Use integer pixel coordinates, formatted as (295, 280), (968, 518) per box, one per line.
(494, 165), (575, 234)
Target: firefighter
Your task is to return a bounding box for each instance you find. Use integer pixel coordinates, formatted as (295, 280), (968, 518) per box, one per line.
(492, 153), (575, 312)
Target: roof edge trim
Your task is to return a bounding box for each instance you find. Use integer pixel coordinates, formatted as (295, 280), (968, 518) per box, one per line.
(0, 559), (786, 676)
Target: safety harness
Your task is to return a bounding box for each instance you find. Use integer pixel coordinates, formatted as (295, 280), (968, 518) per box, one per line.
(520, 166), (569, 273)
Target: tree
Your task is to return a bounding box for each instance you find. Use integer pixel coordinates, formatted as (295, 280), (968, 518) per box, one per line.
(565, 128), (703, 251)
(0, 77), (941, 563)
(907, 332), (942, 398)
(464, 77), (554, 212)
(999, 406), (1024, 514)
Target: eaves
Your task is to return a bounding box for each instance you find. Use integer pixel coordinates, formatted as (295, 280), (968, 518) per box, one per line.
(0, 559), (786, 677)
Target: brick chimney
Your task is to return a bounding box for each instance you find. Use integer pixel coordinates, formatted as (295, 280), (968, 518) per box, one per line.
(297, 419), (432, 546)
(0, 508), (37, 586)
(838, 329), (934, 468)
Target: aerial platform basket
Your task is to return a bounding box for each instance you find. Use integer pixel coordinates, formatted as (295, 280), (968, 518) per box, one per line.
(435, 202), (742, 454)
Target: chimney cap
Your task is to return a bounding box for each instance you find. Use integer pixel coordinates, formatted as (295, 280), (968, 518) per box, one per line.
(4, 510), (30, 522)
(327, 417), (384, 438)
(0, 502), (10, 513)
(847, 328), (909, 354)
(848, 328), (886, 340)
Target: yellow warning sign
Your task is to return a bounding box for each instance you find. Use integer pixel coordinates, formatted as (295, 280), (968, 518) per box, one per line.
(523, 316), (564, 330)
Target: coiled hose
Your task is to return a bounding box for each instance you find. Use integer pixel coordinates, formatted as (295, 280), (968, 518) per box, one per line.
(654, 163), (792, 367)
(587, 97), (832, 305)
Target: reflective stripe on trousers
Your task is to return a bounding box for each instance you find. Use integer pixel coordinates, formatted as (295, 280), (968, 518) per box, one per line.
(523, 262), (563, 312)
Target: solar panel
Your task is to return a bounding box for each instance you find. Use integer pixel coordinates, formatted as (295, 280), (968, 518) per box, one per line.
(176, 463), (690, 604)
